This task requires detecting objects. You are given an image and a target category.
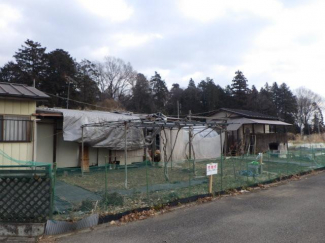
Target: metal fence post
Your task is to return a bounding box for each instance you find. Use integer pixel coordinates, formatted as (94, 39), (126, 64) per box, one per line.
(104, 156), (108, 211)
(50, 164), (56, 220)
(124, 122), (128, 189)
(220, 131), (223, 192)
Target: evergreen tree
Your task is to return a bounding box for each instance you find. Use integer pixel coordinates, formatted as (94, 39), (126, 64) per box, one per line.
(166, 83), (184, 115)
(271, 82), (281, 116)
(13, 39), (48, 88)
(230, 70), (249, 108)
(198, 78), (225, 112)
(76, 59), (101, 108)
(256, 85), (277, 116)
(128, 73), (154, 113)
(246, 85), (259, 111)
(277, 83), (297, 124)
(182, 79), (202, 114)
(0, 62), (24, 83)
(43, 49), (78, 108)
(150, 72), (169, 112)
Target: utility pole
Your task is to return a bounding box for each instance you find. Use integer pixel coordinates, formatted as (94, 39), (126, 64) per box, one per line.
(67, 81), (71, 109)
(65, 75), (77, 109)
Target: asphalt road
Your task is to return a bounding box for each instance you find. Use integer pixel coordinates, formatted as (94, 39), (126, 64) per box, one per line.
(57, 172), (325, 243)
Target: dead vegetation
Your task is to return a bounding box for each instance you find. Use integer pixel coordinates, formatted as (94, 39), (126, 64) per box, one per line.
(289, 133), (325, 144)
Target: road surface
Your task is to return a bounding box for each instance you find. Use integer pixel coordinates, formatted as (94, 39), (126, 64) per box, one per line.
(56, 171), (325, 243)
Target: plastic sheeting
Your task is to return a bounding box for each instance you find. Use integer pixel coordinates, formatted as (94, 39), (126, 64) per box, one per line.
(162, 127), (224, 162)
(37, 108), (145, 150)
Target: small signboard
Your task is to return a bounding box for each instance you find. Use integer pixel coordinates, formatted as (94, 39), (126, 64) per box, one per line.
(206, 163), (218, 176)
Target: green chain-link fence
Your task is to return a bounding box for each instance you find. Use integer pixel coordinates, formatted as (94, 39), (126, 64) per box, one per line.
(0, 150), (53, 223)
(52, 145), (325, 221)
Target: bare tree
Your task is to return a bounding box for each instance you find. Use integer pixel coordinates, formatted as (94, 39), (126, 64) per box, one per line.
(95, 57), (137, 101)
(294, 87), (323, 135)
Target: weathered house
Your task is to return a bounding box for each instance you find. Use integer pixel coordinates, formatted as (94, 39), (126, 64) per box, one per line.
(35, 108), (145, 169)
(207, 108), (291, 155)
(0, 83), (49, 164)
(35, 108), (224, 169)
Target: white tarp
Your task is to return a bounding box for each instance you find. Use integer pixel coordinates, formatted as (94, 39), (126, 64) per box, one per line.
(37, 108), (145, 150)
(163, 127), (224, 162)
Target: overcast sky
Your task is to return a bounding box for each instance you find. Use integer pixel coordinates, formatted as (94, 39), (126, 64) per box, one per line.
(1, 0), (324, 95)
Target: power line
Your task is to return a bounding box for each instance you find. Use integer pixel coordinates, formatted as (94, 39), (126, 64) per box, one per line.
(45, 92), (219, 118)
(45, 92), (118, 111)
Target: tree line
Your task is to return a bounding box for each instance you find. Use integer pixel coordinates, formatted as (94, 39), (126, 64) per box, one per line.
(0, 39), (323, 134)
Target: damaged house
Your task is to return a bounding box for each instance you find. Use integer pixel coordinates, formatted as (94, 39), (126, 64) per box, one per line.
(206, 108), (291, 156)
(35, 108), (224, 170)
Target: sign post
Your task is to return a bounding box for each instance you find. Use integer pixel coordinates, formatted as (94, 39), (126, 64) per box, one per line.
(207, 163), (218, 194)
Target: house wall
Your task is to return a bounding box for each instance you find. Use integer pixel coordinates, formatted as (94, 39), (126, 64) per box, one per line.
(36, 118), (144, 168)
(36, 122), (54, 164)
(0, 99), (36, 165)
(254, 124), (264, 133)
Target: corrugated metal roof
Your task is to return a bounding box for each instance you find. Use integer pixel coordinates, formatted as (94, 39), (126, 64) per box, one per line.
(225, 118), (291, 131)
(0, 82), (49, 100)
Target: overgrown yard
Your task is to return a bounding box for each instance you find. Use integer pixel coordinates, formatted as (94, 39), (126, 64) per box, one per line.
(54, 157), (313, 218)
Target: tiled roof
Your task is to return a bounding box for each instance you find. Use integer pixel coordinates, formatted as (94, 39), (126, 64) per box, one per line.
(219, 108), (279, 120)
(0, 83), (49, 100)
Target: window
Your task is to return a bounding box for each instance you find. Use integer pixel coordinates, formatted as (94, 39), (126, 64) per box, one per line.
(0, 115), (33, 142)
(269, 125), (276, 133)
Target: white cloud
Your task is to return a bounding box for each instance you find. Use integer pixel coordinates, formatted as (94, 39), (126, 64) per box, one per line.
(113, 33), (163, 48)
(90, 46), (110, 60)
(177, 0), (283, 22)
(181, 71), (203, 82)
(240, 0), (325, 95)
(0, 3), (23, 63)
(0, 4), (21, 29)
(77, 0), (133, 22)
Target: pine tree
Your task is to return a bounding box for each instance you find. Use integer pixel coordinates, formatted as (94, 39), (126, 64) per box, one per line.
(150, 72), (169, 112)
(271, 82), (280, 116)
(230, 70), (249, 108)
(13, 39), (48, 88)
(128, 73), (154, 113)
(0, 62), (24, 83)
(166, 83), (183, 115)
(246, 85), (259, 111)
(199, 78), (225, 112)
(44, 49), (78, 108)
(182, 79), (202, 114)
(277, 83), (297, 124)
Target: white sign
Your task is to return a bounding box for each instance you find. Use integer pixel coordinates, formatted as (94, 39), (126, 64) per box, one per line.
(206, 163), (218, 176)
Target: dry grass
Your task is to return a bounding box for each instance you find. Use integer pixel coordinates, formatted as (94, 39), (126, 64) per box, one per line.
(54, 156), (316, 220)
(289, 133), (325, 144)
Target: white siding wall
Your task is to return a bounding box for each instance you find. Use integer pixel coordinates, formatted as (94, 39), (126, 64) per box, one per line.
(0, 99), (36, 165)
(56, 133), (80, 168)
(36, 123), (54, 164)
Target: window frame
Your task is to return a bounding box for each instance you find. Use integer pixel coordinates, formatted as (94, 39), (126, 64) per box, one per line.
(0, 115), (33, 143)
